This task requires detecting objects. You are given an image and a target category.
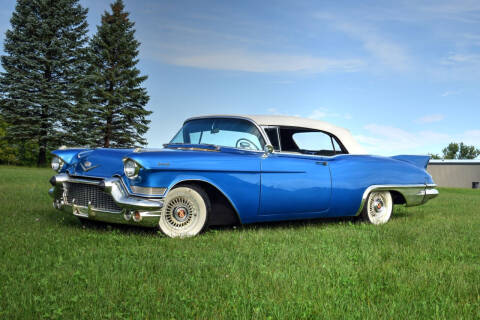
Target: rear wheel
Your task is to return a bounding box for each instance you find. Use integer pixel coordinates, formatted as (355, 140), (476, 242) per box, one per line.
(360, 191), (393, 225)
(159, 185), (210, 238)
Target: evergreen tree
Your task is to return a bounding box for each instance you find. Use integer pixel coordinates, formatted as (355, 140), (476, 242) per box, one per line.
(0, 0), (90, 166)
(88, 0), (151, 148)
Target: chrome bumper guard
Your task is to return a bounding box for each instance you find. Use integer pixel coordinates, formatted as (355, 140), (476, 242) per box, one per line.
(48, 173), (163, 227)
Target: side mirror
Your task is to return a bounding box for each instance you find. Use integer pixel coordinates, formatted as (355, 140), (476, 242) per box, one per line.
(263, 144), (274, 156)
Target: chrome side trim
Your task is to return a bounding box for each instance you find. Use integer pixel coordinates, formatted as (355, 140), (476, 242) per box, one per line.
(355, 184), (439, 216)
(130, 186), (167, 196)
(101, 178), (163, 211)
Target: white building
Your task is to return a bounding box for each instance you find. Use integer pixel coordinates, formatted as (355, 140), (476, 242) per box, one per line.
(427, 160), (480, 189)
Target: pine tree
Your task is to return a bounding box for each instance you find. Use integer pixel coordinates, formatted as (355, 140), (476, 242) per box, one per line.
(0, 0), (90, 166)
(88, 0), (151, 148)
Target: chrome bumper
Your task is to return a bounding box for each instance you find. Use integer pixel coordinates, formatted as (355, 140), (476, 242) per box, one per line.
(48, 173), (163, 228)
(416, 187), (439, 203)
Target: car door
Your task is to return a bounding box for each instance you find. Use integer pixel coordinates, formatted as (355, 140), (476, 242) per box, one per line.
(259, 153), (332, 215)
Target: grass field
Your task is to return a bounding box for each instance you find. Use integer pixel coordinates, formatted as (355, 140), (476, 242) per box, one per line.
(0, 166), (479, 319)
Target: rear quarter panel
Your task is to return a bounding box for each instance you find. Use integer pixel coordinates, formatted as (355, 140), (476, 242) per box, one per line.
(326, 155), (429, 217)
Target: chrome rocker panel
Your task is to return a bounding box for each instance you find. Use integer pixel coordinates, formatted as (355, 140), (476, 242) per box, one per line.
(48, 173), (163, 227)
(356, 184), (439, 216)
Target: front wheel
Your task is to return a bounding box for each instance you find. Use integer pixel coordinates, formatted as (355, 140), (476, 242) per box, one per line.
(360, 191), (393, 225)
(159, 185), (210, 238)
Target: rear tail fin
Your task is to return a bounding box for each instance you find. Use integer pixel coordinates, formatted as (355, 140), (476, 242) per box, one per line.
(391, 155), (430, 169)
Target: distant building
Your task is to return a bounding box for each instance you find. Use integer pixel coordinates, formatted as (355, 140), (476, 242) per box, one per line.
(427, 160), (480, 189)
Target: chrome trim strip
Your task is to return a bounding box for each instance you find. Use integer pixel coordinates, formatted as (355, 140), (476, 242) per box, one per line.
(355, 184), (439, 216)
(65, 204), (161, 227)
(130, 186), (167, 196)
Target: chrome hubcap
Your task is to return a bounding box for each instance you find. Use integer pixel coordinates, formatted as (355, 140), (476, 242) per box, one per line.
(165, 196), (196, 228)
(373, 199), (384, 214)
(173, 206), (189, 222)
(369, 193), (387, 218)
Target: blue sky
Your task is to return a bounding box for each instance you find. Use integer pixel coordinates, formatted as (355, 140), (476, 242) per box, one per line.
(1, 0), (479, 156)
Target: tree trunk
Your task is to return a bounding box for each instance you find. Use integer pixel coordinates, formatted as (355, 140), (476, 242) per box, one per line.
(38, 58), (51, 166)
(104, 80), (114, 148)
(104, 114), (112, 148)
(37, 145), (46, 167)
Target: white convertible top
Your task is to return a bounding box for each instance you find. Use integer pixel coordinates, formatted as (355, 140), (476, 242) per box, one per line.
(185, 114), (367, 154)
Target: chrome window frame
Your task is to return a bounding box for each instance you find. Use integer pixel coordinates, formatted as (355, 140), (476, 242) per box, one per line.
(260, 124), (349, 158)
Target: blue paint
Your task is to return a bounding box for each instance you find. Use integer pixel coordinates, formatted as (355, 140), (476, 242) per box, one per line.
(52, 146), (434, 224)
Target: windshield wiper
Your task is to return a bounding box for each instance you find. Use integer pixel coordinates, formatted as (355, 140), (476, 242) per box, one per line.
(163, 143), (221, 151)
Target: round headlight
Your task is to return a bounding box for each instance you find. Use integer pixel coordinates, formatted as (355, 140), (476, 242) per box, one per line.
(124, 159), (140, 178)
(51, 156), (64, 172)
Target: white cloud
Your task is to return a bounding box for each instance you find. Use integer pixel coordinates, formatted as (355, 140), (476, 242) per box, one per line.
(416, 114), (445, 123)
(425, 0), (480, 12)
(307, 108), (352, 120)
(355, 124), (480, 155)
(266, 108), (301, 117)
(338, 24), (411, 71)
(441, 90), (461, 97)
(159, 50), (364, 73)
(308, 109), (328, 120)
(266, 107), (352, 121)
(442, 53), (480, 65)
(355, 124), (449, 155)
(461, 34), (480, 46)
(314, 14), (412, 71)
(461, 130), (480, 146)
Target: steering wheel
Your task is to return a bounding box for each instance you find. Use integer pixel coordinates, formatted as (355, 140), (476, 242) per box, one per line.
(235, 138), (260, 150)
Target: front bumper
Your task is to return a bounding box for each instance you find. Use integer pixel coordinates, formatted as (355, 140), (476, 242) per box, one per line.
(48, 173), (163, 227)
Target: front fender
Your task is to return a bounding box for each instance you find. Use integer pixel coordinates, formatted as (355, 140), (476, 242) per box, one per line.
(127, 170), (261, 223)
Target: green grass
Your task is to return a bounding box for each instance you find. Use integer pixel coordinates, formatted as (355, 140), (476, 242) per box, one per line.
(0, 166), (479, 319)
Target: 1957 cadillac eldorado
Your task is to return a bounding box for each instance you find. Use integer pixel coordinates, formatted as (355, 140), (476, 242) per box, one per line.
(49, 115), (439, 237)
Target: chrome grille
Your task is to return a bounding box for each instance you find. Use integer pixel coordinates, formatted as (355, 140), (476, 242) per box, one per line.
(65, 182), (122, 213)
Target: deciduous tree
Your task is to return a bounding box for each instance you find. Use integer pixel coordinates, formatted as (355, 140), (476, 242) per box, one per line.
(442, 142), (480, 160)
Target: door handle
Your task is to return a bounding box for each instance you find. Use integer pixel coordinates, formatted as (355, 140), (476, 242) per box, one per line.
(316, 161), (328, 166)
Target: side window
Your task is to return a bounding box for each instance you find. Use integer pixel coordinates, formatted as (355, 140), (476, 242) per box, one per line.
(263, 127), (280, 151)
(292, 131), (339, 156)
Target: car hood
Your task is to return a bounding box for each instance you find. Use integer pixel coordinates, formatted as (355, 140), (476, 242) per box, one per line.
(52, 146), (262, 178)
(53, 148), (134, 178)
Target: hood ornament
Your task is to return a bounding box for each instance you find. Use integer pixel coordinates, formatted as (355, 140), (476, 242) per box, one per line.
(80, 160), (100, 172)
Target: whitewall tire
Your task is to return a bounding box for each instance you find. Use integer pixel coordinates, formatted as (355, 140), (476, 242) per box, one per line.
(361, 191), (393, 225)
(159, 185), (210, 238)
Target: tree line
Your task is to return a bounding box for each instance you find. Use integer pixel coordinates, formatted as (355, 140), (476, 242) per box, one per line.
(430, 142), (480, 160)
(0, 0), (151, 166)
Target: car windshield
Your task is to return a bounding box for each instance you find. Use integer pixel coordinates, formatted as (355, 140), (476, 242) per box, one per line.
(170, 118), (266, 151)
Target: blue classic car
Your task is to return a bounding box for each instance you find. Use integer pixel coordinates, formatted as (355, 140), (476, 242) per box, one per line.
(49, 115), (439, 237)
